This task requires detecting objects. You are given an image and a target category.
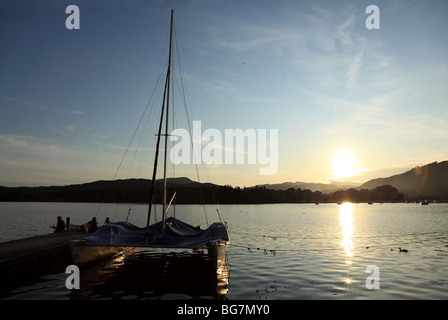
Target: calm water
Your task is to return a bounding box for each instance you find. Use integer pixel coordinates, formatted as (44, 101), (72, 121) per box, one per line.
(1, 201), (447, 300)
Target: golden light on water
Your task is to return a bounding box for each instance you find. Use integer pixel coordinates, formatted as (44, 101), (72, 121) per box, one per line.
(339, 202), (354, 260)
(339, 202), (355, 288)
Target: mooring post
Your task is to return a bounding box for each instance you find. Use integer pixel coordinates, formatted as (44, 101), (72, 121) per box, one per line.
(66, 217), (71, 231)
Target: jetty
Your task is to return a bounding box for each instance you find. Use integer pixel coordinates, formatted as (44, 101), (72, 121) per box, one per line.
(0, 231), (86, 297)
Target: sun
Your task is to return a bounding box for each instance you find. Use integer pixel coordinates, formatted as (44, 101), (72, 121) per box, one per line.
(331, 149), (357, 180)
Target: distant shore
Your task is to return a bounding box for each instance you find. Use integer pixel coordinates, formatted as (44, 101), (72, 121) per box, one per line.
(3, 161), (448, 204)
(1, 182), (446, 204)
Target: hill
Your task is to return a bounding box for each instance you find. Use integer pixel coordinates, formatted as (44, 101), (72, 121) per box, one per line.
(360, 161), (448, 200)
(253, 181), (360, 192)
(1, 160), (447, 203)
(0, 177), (217, 203)
(0, 177), (402, 204)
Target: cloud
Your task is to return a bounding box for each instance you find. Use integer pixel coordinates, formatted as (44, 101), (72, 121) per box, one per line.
(93, 131), (110, 139)
(65, 125), (78, 133)
(321, 91), (448, 142)
(0, 135), (64, 157)
(207, 5), (377, 94)
(346, 44), (365, 89)
(0, 93), (85, 115)
(210, 24), (284, 53)
(202, 4), (383, 103)
(0, 135), (116, 186)
(104, 144), (155, 152)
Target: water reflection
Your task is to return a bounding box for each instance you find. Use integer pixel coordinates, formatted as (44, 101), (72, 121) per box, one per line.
(339, 203), (354, 263)
(69, 249), (230, 300)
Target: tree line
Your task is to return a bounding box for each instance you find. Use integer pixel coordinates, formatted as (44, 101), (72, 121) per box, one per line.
(209, 184), (403, 204)
(0, 184), (404, 204)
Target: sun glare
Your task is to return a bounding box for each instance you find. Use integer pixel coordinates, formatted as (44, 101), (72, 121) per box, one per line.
(331, 149), (357, 179)
(339, 202), (354, 259)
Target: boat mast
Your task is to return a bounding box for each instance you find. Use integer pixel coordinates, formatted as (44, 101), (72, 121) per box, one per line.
(162, 9), (174, 232)
(146, 10), (174, 231)
(146, 78), (167, 229)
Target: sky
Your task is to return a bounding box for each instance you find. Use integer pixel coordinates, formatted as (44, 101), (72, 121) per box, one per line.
(1, 0), (447, 188)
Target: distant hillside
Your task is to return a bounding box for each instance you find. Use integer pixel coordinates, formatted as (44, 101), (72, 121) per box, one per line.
(0, 177), (217, 203)
(254, 181), (360, 192)
(60, 177), (204, 191)
(360, 161), (448, 199)
(2, 161), (447, 203)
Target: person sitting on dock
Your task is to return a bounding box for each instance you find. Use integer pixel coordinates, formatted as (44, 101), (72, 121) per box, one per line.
(103, 217), (111, 226)
(89, 217), (98, 233)
(54, 216), (66, 232)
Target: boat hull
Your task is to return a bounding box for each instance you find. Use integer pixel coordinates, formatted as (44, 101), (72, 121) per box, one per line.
(70, 239), (228, 273)
(207, 242), (228, 272)
(70, 240), (140, 266)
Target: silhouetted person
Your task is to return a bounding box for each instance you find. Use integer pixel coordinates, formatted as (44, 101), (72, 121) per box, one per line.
(55, 216), (66, 232)
(103, 217), (111, 226)
(89, 217), (98, 233)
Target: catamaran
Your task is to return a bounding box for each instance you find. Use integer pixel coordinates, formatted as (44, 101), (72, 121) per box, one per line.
(70, 10), (230, 273)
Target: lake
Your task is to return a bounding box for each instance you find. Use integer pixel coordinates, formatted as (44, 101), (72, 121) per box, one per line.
(0, 201), (447, 300)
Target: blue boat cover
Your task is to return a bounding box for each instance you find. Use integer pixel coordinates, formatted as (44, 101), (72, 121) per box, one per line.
(84, 217), (229, 247)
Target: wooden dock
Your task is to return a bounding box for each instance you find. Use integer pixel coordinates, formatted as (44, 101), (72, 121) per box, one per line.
(0, 231), (86, 297)
(0, 231), (85, 266)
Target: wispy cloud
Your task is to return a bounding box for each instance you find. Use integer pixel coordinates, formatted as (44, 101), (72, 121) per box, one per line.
(104, 144), (155, 152)
(209, 24), (284, 53)
(323, 92), (448, 142)
(93, 131), (110, 139)
(346, 44), (365, 89)
(0, 135), (116, 186)
(65, 125), (78, 133)
(0, 93), (85, 115)
(204, 4), (388, 96)
(0, 135), (64, 156)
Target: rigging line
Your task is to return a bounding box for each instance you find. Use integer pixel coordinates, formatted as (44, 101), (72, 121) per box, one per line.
(147, 64), (170, 229)
(94, 60), (168, 219)
(216, 208), (223, 223)
(112, 63), (168, 183)
(129, 79), (163, 176)
(169, 70), (177, 219)
(123, 83), (162, 219)
(160, 9), (175, 233)
(172, 20), (210, 228)
(153, 202), (158, 225)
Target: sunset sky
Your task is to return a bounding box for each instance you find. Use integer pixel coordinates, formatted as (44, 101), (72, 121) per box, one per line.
(1, 0), (447, 187)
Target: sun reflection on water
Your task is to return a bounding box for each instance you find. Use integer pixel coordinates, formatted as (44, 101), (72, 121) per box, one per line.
(339, 202), (355, 288)
(339, 203), (354, 262)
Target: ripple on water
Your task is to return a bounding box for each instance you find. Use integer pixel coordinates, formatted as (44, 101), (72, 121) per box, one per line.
(2, 203), (448, 300)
